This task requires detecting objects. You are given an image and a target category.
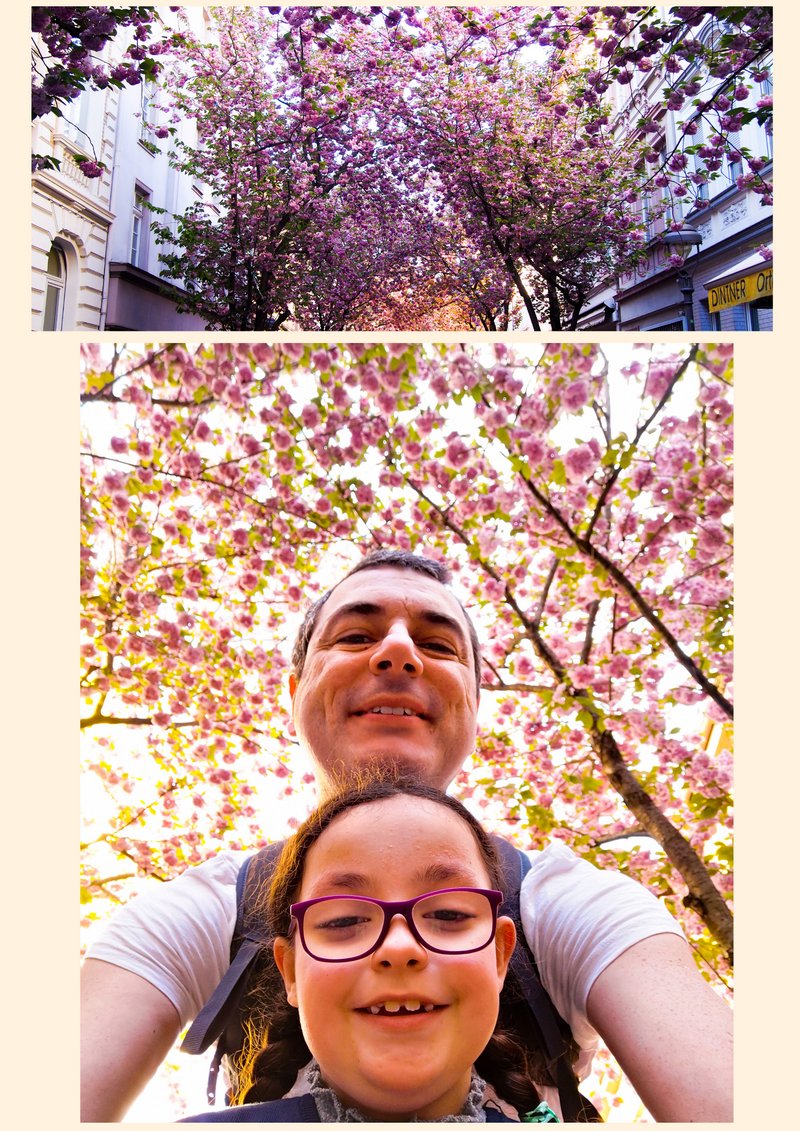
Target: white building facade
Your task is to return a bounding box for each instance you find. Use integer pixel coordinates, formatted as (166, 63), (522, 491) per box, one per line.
(31, 9), (210, 331)
(578, 10), (773, 332)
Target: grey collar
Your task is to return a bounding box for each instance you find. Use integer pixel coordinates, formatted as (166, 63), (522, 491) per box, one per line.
(306, 1059), (491, 1122)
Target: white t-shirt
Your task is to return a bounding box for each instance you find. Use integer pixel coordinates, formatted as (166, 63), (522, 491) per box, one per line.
(86, 840), (682, 1082)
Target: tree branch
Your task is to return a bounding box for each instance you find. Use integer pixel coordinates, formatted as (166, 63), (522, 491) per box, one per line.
(518, 465), (733, 719)
(80, 713), (196, 729)
(592, 827), (651, 846)
(580, 599), (600, 665)
(585, 345), (699, 540)
(533, 556), (559, 629)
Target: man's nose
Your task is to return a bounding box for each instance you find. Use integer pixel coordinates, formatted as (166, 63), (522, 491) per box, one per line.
(371, 914), (428, 969)
(369, 623), (422, 676)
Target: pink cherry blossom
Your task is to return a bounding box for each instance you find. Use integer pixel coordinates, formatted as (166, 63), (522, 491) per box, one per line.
(564, 443), (598, 482)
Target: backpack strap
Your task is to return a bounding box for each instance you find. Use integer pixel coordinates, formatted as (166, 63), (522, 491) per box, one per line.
(181, 844), (285, 1104)
(489, 836), (601, 1124)
(180, 1093), (320, 1122)
(484, 1105), (524, 1122)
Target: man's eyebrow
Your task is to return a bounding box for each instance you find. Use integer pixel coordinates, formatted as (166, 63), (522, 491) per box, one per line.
(324, 601), (382, 626)
(322, 601), (467, 643)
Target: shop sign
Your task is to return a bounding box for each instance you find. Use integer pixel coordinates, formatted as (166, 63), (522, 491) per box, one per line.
(707, 266), (773, 312)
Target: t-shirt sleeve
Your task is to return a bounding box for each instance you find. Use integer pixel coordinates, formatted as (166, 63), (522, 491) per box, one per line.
(84, 850), (250, 1027)
(519, 841), (684, 1068)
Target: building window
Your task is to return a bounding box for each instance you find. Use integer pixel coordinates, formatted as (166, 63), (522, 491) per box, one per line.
(725, 124), (743, 188)
(760, 70), (773, 160)
(43, 242), (66, 330)
(140, 80), (157, 142)
(638, 150), (667, 242)
(131, 188), (150, 269)
(686, 117), (710, 206)
(746, 297), (772, 331)
(702, 16), (724, 53)
(61, 88), (91, 147)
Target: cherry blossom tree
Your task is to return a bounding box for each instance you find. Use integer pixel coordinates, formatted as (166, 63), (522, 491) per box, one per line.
(142, 5), (770, 329)
(81, 340), (733, 979)
(153, 6), (419, 329)
(386, 13), (648, 329)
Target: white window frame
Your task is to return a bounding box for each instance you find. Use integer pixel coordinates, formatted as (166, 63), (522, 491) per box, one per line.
(140, 79), (157, 142)
(131, 187), (150, 269)
(43, 242), (66, 330)
(760, 70), (774, 160)
(689, 116), (710, 206)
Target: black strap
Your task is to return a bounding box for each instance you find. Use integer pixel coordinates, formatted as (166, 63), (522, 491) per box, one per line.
(181, 846), (284, 1104)
(181, 938), (264, 1057)
(489, 836), (601, 1124)
(492, 835), (570, 1061)
(484, 1106), (522, 1122)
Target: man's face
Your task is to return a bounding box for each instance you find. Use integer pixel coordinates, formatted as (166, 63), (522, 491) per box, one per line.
(290, 568), (479, 794)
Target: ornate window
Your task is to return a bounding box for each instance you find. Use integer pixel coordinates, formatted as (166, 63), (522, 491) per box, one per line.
(43, 242), (66, 330)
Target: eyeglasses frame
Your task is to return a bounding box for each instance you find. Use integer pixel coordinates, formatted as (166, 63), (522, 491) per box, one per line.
(289, 886), (504, 963)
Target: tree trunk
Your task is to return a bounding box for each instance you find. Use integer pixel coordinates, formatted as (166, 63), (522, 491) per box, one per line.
(545, 278), (562, 330)
(591, 727), (733, 963)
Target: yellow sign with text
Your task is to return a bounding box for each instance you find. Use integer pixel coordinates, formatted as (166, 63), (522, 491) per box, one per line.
(707, 266), (773, 312)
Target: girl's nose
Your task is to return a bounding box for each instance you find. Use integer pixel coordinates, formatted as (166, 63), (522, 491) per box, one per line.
(370, 913), (429, 969)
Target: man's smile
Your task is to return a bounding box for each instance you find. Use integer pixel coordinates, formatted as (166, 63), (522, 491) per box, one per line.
(351, 697), (431, 721)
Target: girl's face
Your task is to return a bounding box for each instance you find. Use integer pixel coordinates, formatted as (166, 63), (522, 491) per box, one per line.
(273, 796), (516, 1121)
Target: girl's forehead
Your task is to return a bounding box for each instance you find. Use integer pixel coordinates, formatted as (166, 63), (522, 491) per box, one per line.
(321, 795), (469, 838)
(301, 796), (492, 888)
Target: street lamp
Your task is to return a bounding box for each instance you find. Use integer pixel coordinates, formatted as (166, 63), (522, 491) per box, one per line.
(662, 226), (703, 331)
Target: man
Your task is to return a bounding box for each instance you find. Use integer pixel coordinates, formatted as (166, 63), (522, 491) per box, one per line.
(81, 551), (732, 1121)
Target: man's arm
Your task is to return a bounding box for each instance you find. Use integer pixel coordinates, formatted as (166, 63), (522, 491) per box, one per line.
(586, 932), (733, 1122)
(81, 958), (182, 1122)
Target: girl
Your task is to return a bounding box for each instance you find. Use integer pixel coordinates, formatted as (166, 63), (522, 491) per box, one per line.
(182, 778), (564, 1122)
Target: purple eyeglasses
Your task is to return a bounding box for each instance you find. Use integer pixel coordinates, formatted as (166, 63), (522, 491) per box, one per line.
(289, 887), (503, 962)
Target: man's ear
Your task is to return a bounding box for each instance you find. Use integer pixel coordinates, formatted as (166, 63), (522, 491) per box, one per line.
(288, 672), (298, 701)
(494, 916), (517, 984)
(273, 936), (298, 1008)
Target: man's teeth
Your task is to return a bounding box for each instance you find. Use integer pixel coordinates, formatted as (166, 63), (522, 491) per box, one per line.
(368, 1000), (435, 1014)
(369, 706), (417, 716)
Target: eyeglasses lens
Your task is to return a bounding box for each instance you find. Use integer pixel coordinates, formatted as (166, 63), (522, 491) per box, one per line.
(300, 890), (494, 960)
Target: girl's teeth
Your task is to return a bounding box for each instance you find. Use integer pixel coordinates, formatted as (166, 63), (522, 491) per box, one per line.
(368, 1000), (426, 1014)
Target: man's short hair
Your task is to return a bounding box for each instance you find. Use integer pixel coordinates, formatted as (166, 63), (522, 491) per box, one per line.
(290, 549), (483, 695)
